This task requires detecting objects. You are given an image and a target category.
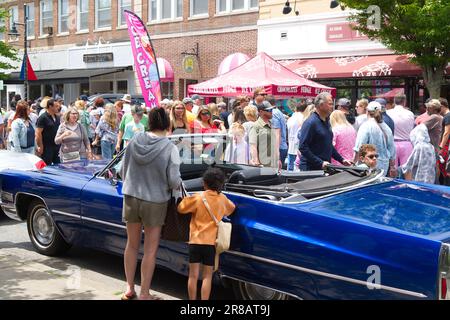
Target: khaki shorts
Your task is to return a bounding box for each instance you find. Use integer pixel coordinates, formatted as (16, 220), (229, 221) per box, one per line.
(122, 195), (168, 227)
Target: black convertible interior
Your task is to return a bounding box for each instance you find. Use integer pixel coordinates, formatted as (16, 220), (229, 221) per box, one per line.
(176, 163), (381, 201)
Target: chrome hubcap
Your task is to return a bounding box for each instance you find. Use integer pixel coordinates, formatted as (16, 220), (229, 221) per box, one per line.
(32, 208), (54, 246)
(241, 282), (281, 300)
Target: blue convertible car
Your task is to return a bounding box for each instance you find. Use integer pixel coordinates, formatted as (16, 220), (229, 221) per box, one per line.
(1, 133), (450, 300)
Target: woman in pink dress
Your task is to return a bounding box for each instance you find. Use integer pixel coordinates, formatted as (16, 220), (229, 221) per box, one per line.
(330, 110), (357, 165)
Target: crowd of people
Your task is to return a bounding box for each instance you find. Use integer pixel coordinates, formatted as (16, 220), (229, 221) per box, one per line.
(0, 89), (449, 186)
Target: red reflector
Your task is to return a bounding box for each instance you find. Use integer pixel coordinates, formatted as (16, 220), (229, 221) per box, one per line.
(442, 278), (447, 299)
(35, 160), (47, 170)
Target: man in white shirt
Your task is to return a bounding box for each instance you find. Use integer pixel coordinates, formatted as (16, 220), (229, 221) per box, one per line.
(287, 102), (306, 171)
(386, 94), (415, 166)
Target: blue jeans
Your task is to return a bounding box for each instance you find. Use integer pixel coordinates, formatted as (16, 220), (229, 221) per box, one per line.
(101, 140), (115, 160)
(287, 154), (297, 171)
(280, 149), (288, 169)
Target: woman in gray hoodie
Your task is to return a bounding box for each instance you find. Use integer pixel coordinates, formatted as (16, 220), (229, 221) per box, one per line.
(120, 107), (182, 300)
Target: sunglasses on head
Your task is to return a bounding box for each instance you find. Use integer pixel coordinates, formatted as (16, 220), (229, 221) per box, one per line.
(259, 93), (267, 96)
(367, 154), (379, 159)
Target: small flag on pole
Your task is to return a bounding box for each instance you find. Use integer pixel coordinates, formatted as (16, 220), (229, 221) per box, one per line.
(19, 54), (37, 81)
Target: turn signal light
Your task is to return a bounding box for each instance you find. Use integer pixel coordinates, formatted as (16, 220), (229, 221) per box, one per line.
(35, 160), (47, 170)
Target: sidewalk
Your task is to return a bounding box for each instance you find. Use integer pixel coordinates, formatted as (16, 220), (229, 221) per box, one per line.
(0, 246), (179, 300)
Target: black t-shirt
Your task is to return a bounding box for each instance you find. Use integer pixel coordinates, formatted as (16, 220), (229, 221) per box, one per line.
(443, 113), (450, 127)
(36, 112), (60, 148)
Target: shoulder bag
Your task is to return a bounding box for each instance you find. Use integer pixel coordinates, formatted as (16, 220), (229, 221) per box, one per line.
(201, 192), (232, 255)
(161, 183), (190, 242)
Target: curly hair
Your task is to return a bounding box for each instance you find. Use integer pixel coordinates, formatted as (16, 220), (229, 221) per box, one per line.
(203, 167), (226, 193)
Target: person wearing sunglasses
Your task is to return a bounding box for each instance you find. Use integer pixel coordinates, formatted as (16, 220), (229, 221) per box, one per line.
(356, 144), (378, 170)
(193, 106), (226, 134)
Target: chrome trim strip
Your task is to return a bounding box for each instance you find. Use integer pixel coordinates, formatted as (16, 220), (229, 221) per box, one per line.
(52, 210), (81, 219)
(13, 192), (51, 220)
(226, 250), (428, 298)
(81, 216), (127, 230)
(219, 274), (301, 300)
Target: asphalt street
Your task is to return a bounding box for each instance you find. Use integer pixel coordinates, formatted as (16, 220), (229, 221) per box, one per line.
(0, 213), (234, 300)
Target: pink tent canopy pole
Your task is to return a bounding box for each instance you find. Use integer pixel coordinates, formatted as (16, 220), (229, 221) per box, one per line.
(188, 52), (336, 98)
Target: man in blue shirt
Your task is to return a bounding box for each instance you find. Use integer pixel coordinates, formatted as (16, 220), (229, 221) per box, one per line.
(267, 96), (288, 168)
(298, 92), (353, 171)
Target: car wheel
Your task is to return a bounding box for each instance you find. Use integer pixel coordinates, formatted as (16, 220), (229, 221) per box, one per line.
(232, 280), (289, 300)
(27, 199), (70, 256)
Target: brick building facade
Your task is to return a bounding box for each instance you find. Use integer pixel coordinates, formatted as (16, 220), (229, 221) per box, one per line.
(1, 0), (258, 105)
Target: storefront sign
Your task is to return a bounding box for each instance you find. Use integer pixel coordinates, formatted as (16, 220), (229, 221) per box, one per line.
(183, 56), (195, 73)
(326, 23), (368, 42)
(83, 53), (114, 63)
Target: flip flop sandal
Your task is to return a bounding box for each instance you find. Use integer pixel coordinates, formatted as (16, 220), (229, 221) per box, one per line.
(121, 292), (137, 300)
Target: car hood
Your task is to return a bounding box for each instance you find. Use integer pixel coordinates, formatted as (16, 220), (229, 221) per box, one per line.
(42, 159), (109, 179)
(307, 180), (450, 242)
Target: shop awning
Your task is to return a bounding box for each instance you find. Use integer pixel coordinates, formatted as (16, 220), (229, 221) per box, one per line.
(156, 58), (174, 82)
(217, 52), (250, 76)
(6, 66), (132, 83)
(280, 55), (449, 79)
(188, 52), (336, 98)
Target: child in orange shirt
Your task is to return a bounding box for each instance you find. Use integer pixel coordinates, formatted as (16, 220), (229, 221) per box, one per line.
(178, 167), (235, 300)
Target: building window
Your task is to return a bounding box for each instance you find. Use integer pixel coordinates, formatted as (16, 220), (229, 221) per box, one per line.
(40, 0), (53, 35)
(118, 0), (131, 26)
(9, 6), (18, 30)
(0, 17), (5, 41)
(58, 0), (70, 33)
(95, 0), (111, 29)
(161, 82), (173, 100)
(149, 0), (183, 21)
(190, 0), (208, 16)
(77, 0), (89, 31)
(25, 3), (35, 38)
(117, 80), (128, 94)
(216, 0), (258, 13)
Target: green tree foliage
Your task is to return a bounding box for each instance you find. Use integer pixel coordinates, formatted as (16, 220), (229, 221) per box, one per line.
(0, 8), (18, 80)
(339, 0), (450, 98)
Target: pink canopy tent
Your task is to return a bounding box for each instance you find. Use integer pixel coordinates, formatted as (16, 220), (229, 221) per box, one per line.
(188, 52), (336, 98)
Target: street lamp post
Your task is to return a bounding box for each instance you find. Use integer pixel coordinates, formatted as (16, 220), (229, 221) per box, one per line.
(9, 4), (28, 100)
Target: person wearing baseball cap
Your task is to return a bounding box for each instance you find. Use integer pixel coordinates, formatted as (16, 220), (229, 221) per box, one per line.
(374, 98), (395, 135)
(116, 104), (149, 152)
(336, 98), (355, 125)
(354, 100), (396, 177)
(182, 97), (196, 127)
(248, 101), (278, 168)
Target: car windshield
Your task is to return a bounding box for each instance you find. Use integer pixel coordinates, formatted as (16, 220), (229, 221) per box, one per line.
(100, 133), (383, 202)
